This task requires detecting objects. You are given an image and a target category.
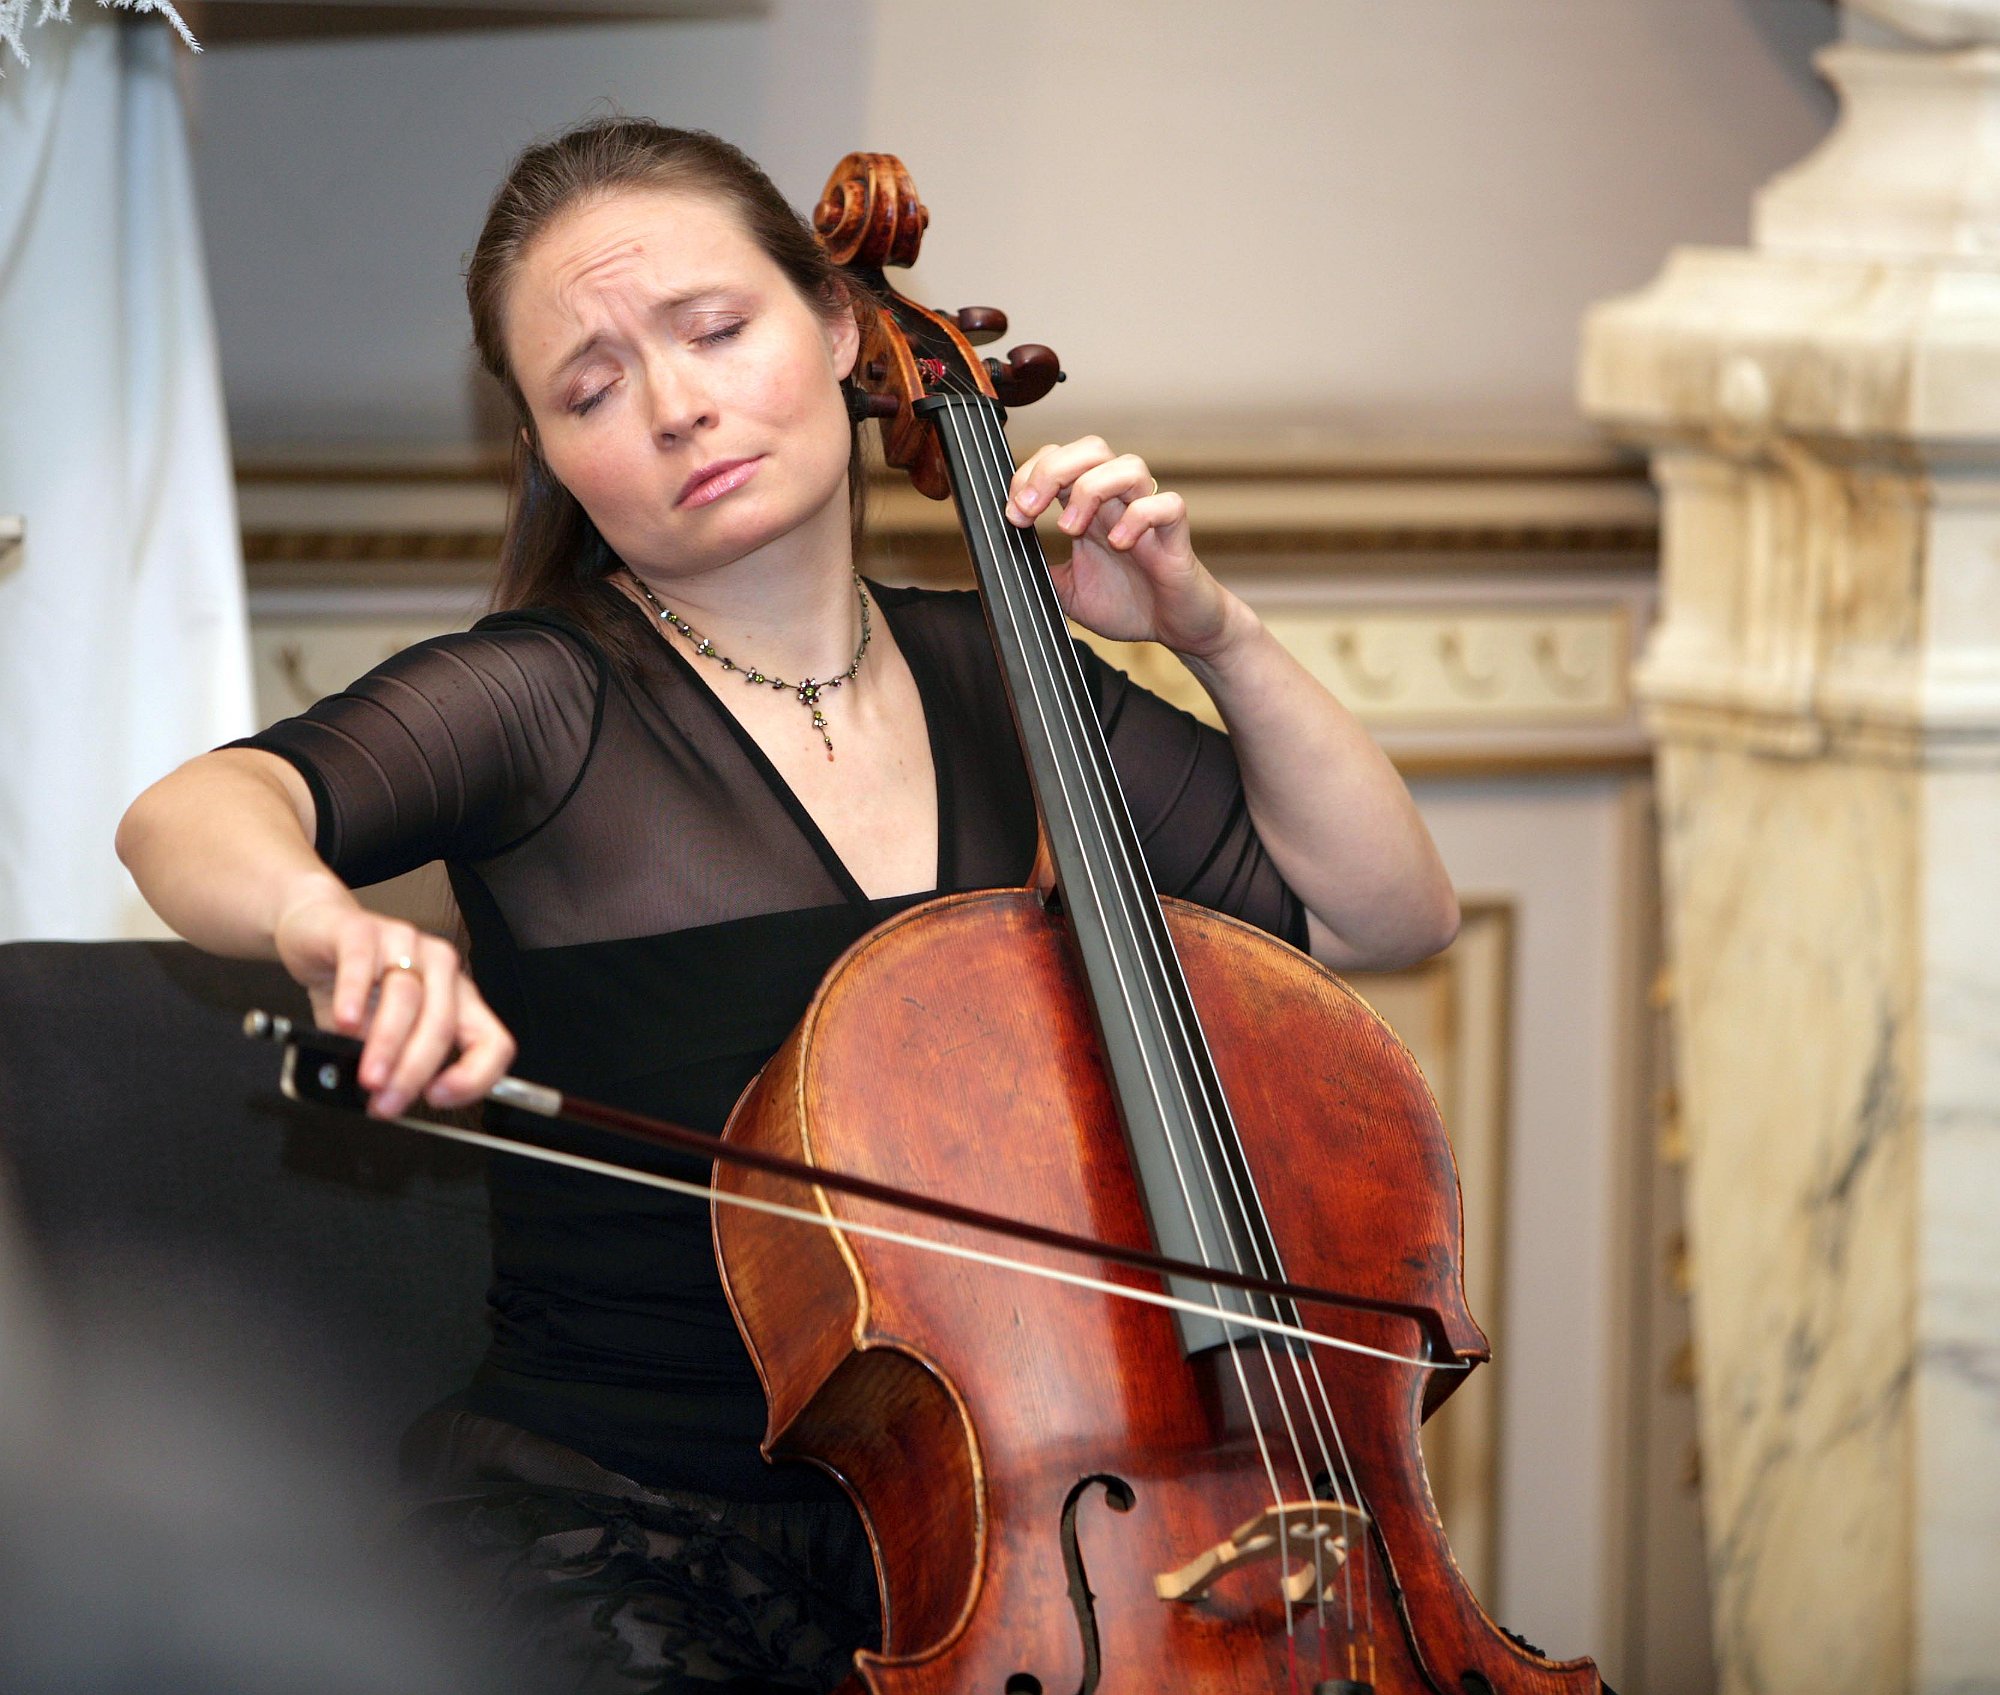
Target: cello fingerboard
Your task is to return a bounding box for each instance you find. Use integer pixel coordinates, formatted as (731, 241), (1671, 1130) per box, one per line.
(913, 385), (1286, 1356)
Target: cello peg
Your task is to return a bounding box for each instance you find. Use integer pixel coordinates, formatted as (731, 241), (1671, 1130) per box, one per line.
(985, 344), (1064, 408)
(954, 306), (1008, 345)
(845, 382), (899, 423)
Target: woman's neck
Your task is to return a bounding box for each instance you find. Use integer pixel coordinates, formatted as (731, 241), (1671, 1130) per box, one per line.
(625, 496), (863, 683)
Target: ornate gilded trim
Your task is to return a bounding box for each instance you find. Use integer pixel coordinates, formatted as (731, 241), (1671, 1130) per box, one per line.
(238, 445), (1659, 583)
(245, 529), (499, 565)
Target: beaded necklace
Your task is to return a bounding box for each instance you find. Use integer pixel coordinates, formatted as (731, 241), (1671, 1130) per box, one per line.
(629, 571), (872, 762)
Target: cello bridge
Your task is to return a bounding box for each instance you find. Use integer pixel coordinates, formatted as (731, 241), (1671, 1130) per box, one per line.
(1154, 1501), (1372, 1605)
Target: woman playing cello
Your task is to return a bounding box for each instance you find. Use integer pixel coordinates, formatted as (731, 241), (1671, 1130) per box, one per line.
(116, 117), (1457, 1693)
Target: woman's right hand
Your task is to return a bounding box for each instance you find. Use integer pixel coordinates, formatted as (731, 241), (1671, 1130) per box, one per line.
(272, 890), (517, 1118)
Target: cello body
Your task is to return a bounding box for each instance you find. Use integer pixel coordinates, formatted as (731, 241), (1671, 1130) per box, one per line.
(716, 891), (1601, 1695)
(712, 150), (1606, 1694)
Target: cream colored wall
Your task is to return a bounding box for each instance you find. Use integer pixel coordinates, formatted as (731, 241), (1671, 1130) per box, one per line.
(1417, 776), (1653, 1662)
(189, 0), (1835, 448)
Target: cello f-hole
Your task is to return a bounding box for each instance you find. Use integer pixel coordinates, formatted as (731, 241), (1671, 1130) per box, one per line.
(1011, 1472), (1135, 1695)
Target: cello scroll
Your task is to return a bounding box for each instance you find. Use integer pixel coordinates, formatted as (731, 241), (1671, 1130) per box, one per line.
(816, 151), (1063, 500)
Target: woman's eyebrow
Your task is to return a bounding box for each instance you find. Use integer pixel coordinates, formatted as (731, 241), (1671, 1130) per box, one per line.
(548, 287), (740, 379)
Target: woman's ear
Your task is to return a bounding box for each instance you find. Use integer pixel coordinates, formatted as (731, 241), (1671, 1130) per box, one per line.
(828, 308), (861, 383)
(517, 424), (563, 498)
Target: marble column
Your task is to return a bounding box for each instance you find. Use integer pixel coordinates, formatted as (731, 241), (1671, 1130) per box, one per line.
(1578, 10), (2000, 1694)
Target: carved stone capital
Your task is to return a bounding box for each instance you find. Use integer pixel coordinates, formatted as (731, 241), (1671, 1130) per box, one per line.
(1582, 249), (2000, 764)
(1582, 248), (2000, 454)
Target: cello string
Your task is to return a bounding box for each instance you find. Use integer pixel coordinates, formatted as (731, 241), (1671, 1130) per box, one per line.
(934, 393), (1290, 1321)
(983, 413), (1368, 1643)
(930, 391), (1298, 1535)
(348, 1096), (1461, 1368)
(934, 363), (1389, 1649)
(1304, 1326), (1379, 1634)
(941, 372), (1367, 1634)
(966, 384), (1374, 1637)
(939, 388), (1337, 1406)
(939, 379), (1345, 1619)
(939, 382), (1336, 1619)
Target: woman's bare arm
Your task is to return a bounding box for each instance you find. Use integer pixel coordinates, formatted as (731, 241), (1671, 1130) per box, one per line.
(117, 750), (515, 1114)
(117, 748), (345, 958)
(1008, 438), (1459, 971)
(1178, 602), (1458, 969)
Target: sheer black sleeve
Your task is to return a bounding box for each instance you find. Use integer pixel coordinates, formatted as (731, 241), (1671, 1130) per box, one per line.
(1078, 643), (1309, 950)
(229, 613), (606, 889)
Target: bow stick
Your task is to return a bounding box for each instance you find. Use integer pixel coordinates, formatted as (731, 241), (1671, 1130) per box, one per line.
(246, 1010), (1474, 1367)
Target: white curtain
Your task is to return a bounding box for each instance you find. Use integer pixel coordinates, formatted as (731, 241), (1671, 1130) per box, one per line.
(0, 11), (251, 941)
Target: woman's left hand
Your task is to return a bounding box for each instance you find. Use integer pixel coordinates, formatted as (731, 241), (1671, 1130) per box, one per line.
(1005, 437), (1241, 662)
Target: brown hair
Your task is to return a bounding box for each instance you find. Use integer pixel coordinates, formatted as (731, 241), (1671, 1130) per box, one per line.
(466, 118), (868, 663)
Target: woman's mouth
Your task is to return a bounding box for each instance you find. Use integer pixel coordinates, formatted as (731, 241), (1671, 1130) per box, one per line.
(678, 457), (763, 509)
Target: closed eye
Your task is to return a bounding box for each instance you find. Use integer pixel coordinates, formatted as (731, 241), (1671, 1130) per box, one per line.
(694, 319), (746, 348)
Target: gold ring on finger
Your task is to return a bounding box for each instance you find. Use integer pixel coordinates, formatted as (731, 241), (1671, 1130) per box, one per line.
(1146, 476), (1160, 497)
(385, 954), (418, 976)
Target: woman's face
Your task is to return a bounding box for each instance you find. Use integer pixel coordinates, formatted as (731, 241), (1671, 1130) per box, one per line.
(503, 186), (860, 583)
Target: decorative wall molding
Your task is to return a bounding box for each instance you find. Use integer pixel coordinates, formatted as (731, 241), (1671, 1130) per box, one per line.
(1076, 575), (1654, 778)
(238, 447), (1659, 776)
(1349, 899), (1515, 1605)
(868, 448), (1659, 574)
(238, 442), (1658, 578)
(1108, 605), (1634, 727)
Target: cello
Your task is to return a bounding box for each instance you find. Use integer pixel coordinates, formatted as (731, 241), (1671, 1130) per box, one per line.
(709, 154), (1608, 1695)
(259, 153), (1608, 1695)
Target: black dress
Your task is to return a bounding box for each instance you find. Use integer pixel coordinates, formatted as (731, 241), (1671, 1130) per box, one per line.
(239, 579), (1305, 1692)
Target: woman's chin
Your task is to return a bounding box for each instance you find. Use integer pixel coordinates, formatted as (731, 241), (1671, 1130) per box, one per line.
(611, 525), (789, 584)
(595, 461), (849, 571)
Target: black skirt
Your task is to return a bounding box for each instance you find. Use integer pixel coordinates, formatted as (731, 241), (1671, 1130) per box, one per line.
(399, 1407), (880, 1694)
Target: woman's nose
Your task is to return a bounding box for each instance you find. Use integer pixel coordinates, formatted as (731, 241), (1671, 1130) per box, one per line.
(644, 357), (714, 439)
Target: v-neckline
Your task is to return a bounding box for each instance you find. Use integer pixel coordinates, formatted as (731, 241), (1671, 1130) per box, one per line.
(613, 583), (953, 909)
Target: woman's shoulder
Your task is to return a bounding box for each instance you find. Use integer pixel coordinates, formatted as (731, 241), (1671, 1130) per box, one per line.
(442, 604), (616, 695)
(276, 608), (615, 746)
(466, 602), (610, 655)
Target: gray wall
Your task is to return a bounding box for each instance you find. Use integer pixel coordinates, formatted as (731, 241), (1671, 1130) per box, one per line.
(191, 0), (1837, 450)
(188, 0), (873, 446)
